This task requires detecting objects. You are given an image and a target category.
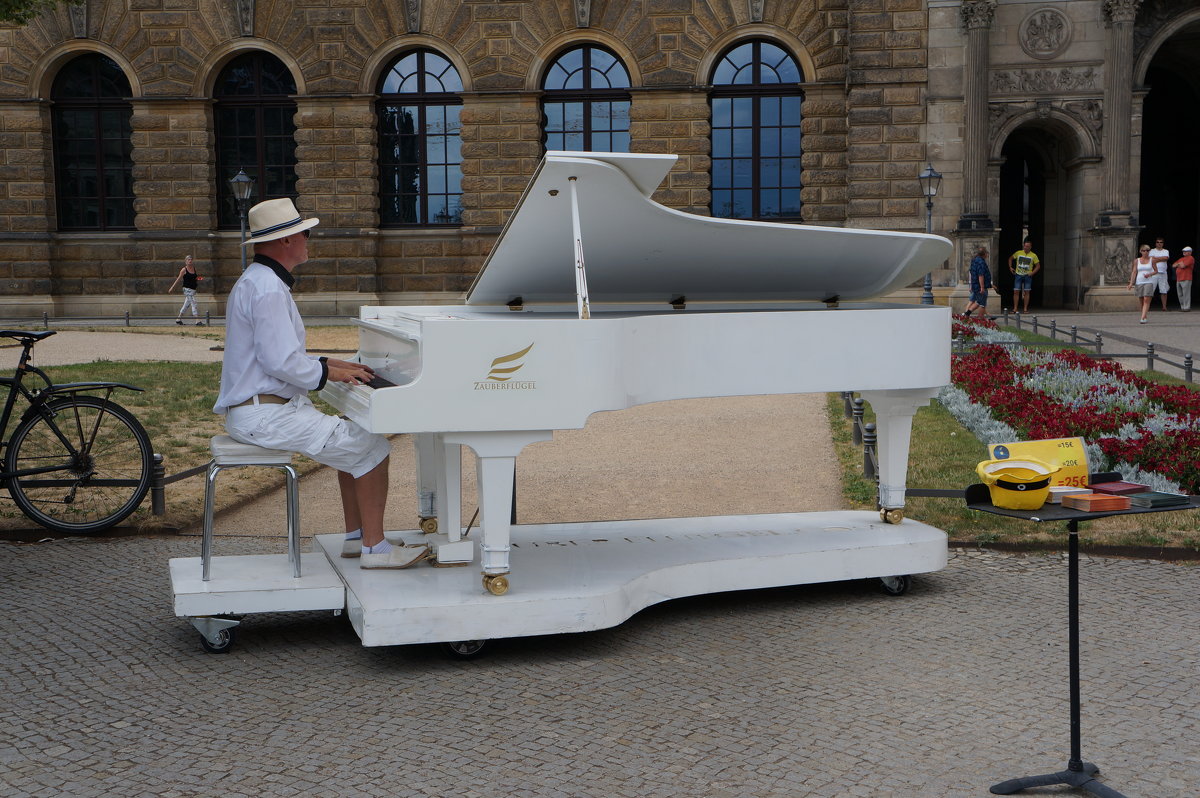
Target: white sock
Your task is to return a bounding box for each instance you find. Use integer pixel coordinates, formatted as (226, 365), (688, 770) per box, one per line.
(363, 540), (392, 555)
(344, 528), (362, 541)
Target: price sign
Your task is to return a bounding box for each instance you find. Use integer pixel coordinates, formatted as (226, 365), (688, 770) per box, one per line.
(988, 437), (1090, 488)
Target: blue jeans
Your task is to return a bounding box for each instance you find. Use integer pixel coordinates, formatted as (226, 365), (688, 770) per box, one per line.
(1013, 274), (1032, 291)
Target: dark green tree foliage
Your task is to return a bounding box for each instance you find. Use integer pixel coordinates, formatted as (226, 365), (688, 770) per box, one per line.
(0, 0), (57, 25)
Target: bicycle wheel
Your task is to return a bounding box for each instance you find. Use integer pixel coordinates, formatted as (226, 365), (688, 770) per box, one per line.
(5, 395), (153, 534)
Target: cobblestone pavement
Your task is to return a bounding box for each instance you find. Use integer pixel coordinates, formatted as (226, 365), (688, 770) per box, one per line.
(2, 536), (1198, 797)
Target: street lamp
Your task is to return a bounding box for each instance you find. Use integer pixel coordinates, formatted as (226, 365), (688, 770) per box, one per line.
(918, 162), (942, 306)
(229, 168), (255, 271)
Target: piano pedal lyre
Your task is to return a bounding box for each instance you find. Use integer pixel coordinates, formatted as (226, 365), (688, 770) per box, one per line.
(419, 516), (438, 534)
(482, 573), (510, 596)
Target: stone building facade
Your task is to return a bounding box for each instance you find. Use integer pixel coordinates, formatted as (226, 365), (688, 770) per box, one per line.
(0, 0), (1198, 317)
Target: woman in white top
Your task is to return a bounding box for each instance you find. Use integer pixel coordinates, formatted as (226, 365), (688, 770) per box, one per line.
(1127, 244), (1157, 324)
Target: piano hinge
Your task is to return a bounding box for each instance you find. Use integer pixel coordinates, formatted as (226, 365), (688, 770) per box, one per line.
(669, 295), (686, 311)
(506, 296), (524, 312)
(823, 294), (840, 308)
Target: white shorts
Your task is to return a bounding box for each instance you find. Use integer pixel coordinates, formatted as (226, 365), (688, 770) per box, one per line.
(1156, 273), (1170, 291)
(224, 395), (389, 479)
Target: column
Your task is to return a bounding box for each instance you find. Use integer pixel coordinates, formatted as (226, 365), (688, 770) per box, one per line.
(957, 0), (996, 231)
(1098, 0), (1142, 221)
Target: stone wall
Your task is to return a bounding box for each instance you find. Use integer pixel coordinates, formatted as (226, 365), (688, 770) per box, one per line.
(0, 0), (947, 317)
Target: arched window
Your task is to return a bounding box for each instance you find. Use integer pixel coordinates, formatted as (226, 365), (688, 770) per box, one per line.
(541, 45), (630, 152)
(377, 50), (463, 227)
(709, 41), (803, 220)
(51, 54), (135, 231)
(213, 52), (298, 228)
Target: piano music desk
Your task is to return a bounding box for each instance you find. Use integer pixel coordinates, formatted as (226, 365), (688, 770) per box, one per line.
(314, 510), (947, 648)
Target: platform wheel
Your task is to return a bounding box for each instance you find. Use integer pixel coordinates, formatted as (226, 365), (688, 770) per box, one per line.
(419, 516), (438, 534)
(199, 626), (235, 654)
(441, 640), (488, 659)
(880, 508), (904, 525)
(879, 575), (911, 596)
(482, 573), (510, 596)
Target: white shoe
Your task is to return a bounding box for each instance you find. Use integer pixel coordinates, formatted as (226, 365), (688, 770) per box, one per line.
(340, 537), (362, 558)
(361, 544), (430, 569)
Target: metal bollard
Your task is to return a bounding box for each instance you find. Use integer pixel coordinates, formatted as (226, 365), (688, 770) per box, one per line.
(1146, 342), (1155, 372)
(125, 310), (130, 327)
(842, 391), (853, 419)
(1096, 332), (1103, 354)
(862, 423), (877, 480)
(1186, 354), (1194, 383)
(1032, 315), (1039, 334)
(205, 310), (211, 326)
(1050, 319), (1057, 339)
(852, 398), (865, 446)
(1070, 325), (1078, 345)
(42, 312), (49, 330)
(150, 453), (165, 515)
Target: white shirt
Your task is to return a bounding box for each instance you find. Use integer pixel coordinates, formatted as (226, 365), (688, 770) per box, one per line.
(212, 258), (326, 415)
(1149, 247), (1170, 275)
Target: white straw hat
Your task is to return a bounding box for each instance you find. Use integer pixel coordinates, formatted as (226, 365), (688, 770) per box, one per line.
(242, 198), (319, 246)
(1185, 246), (1193, 252)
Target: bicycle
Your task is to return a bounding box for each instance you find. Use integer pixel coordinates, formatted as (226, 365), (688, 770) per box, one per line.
(0, 329), (153, 533)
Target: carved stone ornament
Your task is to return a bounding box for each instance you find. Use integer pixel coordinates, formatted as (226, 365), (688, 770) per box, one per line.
(1104, 238), (1133, 284)
(1102, 0), (1142, 25)
(1063, 99), (1103, 133)
(574, 0), (589, 28)
(749, 0), (764, 24)
(960, 0), (997, 30)
(405, 0), (421, 33)
(989, 66), (1098, 95)
(67, 1), (87, 39)
(234, 0), (254, 37)
(1020, 7), (1072, 60)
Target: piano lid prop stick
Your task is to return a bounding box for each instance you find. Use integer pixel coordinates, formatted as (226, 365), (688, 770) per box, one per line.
(568, 176), (591, 320)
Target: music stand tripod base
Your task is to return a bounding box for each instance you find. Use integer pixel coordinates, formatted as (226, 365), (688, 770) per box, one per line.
(991, 762), (1127, 797)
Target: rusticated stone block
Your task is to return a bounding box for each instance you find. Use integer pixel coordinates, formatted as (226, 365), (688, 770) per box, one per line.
(884, 198), (919, 216)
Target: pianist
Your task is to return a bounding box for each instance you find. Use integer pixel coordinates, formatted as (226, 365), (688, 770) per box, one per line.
(212, 198), (429, 570)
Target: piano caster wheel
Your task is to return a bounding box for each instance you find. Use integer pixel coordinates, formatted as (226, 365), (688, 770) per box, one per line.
(482, 574), (510, 596)
(419, 517), (438, 535)
(879, 575), (911, 596)
(442, 639), (488, 659)
(880, 508), (904, 524)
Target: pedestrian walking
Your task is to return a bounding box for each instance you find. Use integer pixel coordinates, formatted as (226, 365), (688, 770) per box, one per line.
(168, 254), (205, 326)
(1128, 244), (1157, 324)
(963, 246), (992, 319)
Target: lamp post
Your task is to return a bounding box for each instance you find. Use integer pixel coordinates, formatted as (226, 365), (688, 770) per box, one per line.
(918, 162), (942, 306)
(229, 168), (255, 271)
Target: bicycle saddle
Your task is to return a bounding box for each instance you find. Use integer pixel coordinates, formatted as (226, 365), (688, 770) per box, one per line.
(0, 330), (56, 344)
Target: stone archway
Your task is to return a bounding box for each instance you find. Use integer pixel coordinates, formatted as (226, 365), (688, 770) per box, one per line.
(1137, 20), (1200, 309)
(995, 119), (1086, 311)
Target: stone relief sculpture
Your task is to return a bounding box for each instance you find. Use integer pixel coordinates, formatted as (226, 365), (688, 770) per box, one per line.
(575, 0), (590, 28)
(404, 0), (421, 33)
(1020, 7), (1072, 60)
(1105, 239), (1133, 284)
(68, 1), (87, 38)
(234, 0), (254, 37)
(990, 66), (1098, 94)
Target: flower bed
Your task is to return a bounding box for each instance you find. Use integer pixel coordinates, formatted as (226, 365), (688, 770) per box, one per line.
(947, 315), (1196, 493)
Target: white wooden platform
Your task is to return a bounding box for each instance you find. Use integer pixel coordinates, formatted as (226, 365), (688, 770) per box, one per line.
(316, 511), (948, 647)
(170, 553), (345, 618)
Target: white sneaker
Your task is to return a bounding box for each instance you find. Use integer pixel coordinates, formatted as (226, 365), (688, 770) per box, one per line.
(360, 544), (430, 570)
(340, 537), (362, 558)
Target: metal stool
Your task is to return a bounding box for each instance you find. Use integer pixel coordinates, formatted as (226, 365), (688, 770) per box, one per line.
(202, 434), (300, 581)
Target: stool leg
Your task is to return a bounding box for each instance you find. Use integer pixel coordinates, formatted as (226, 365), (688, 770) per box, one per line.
(201, 461), (219, 581)
(283, 464), (301, 578)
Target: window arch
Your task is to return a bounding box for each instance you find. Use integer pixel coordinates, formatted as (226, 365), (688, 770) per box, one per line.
(709, 41), (804, 221)
(213, 52), (298, 229)
(541, 45), (630, 152)
(377, 50), (463, 227)
(51, 54), (135, 231)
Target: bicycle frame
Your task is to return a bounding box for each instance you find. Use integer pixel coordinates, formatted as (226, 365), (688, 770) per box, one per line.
(0, 337), (143, 485)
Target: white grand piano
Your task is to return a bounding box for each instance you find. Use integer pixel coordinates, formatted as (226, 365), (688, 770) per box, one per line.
(172, 151), (953, 654)
(314, 151), (952, 648)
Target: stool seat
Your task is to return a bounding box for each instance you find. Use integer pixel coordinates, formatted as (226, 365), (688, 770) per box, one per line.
(203, 435), (301, 581)
(210, 434), (293, 466)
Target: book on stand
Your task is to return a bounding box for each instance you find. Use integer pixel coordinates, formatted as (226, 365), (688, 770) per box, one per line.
(1061, 493), (1131, 512)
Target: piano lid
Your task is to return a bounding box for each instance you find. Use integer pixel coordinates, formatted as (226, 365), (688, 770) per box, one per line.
(465, 151), (955, 306)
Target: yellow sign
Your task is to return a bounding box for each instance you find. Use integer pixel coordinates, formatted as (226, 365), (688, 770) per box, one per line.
(987, 437), (1090, 488)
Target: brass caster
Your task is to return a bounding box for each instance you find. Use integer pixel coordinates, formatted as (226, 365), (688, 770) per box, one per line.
(419, 516), (438, 534)
(482, 573), (510, 596)
(880, 508), (904, 525)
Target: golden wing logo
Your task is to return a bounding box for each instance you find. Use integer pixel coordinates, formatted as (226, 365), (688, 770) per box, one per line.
(486, 343), (534, 381)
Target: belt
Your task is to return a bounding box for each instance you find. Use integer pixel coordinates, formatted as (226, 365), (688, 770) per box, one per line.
(230, 393), (289, 409)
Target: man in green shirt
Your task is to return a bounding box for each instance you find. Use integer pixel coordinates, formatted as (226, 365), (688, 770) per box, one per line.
(1007, 240), (1041, 313)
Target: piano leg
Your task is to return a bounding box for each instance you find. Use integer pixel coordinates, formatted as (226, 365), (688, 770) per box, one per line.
(444, 430), (554, 594)
(859, 389), (938, 522)
(435, 436), (462, 543)
(413, 433), (440, 534)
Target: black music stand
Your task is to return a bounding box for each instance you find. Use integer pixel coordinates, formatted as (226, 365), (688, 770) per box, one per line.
(966, 476), (1200, 798)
